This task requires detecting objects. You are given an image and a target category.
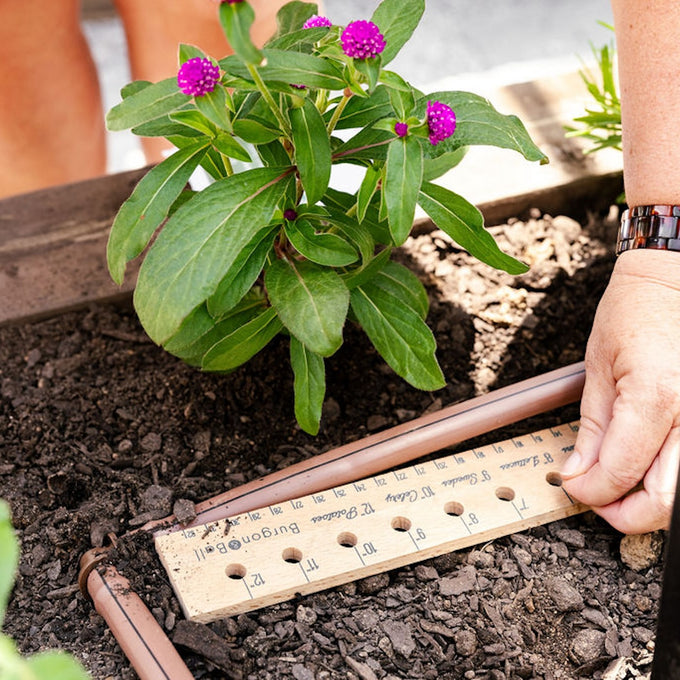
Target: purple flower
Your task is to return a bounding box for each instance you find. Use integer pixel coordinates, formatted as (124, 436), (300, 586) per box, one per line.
(177, 57), (220, 97)
(394, 122), (409, 138)
(426, 100), (456, 145)
(221, 0), (244, 4)
(341, 20), (386, 59)
(283, 209), (298, 221)
(302, 15), (333, 29)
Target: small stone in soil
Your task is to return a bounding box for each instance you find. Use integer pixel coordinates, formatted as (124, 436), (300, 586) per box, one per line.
(173, 498), (196, 526)
(140, 484), (173, 519)
(546, 576), (584, 612)
(440, 565), (477, 596)
(381, 620), (415, 658)
(569, 628), (606, 664)
(620, 532), (664, 572)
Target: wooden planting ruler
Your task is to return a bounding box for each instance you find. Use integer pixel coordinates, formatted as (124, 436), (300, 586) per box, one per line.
(156, 421), (586, 623)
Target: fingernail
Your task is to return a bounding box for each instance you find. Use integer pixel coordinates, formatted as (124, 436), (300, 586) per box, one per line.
(561, 451), (583, 479)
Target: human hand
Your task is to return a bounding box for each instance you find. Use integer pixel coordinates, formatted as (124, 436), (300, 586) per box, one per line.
(561, 249), (680, 533)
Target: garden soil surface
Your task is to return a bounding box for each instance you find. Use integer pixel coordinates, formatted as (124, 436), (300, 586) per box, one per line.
(0, 205), (663, 680)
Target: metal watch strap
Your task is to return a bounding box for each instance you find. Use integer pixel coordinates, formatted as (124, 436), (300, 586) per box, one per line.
(617, 204), (680, 255)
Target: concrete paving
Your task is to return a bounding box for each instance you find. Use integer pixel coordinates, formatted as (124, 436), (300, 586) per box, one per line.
(82, 1), (614, 174)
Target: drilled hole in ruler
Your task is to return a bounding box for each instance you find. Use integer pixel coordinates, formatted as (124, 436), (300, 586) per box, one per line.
(282, 547), (303, 564)
(546, 471), (563, 487)
(444, 501), (464, 516)
(225, 563), (246, 580)
(391, 516), (412, 532)
(337, 531), (358, 548)
(495, 486), (516, 502)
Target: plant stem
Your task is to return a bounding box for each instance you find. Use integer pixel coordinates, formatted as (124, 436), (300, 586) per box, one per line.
(246, 63), (292, 138)
(315, 88), (329, 113)
(326, 92), (352, 135)
(222, 155), (234, 176)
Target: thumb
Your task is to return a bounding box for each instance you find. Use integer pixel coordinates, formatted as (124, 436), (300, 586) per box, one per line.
(562, 361), (616, 481)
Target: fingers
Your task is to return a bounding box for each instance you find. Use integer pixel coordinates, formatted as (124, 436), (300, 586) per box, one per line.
(590, 425), (680, 534)
(564, 372), (675, 509)
(562, 358), (616, 480)
(561, 254), (680, 532)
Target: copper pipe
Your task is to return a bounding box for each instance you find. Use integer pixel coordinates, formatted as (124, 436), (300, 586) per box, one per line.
(86, 564), (194, 680)
(82, 361), (585, 679)
(151, 361), (585, 535)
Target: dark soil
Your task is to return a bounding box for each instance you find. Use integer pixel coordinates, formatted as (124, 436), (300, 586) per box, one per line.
(0, 206), (662, 679)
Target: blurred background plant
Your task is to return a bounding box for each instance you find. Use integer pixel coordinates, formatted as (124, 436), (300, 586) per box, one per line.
(565, 23), (621, 155)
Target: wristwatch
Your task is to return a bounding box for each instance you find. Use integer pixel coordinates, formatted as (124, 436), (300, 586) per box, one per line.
(617, 204), (680, 255)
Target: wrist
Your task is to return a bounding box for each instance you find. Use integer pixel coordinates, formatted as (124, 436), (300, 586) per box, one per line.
(615, 247), (680, 284)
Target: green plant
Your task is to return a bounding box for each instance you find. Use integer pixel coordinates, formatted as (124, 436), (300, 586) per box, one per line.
(565, 23), (621, 154)
(0, 500), (90, 680)
(106, 0), (547, 434)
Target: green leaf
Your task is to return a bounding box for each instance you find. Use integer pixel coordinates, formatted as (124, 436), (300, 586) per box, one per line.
(323, 188), (393, 246)
(357, 165), (381, 223)
(213, 133), (252, 162)
(218, 1), (263, 65)
(290, 336), (325, 435)
(0, 501), (18, 628)
(133, 114), (202, 139)
(196, 145), (231, 180)
(382, 71), (415, 119)
(418, 91), (548, 164)
(350, 284), (444, 391)
(370, 260), (429, 319)
(354, 56), (382, 94)
(202, 307), (282, 371)
(168, 110), (216, 137)
(121, 80), (151, 99)
(371, 0), (425, 65)
(422, 146), (467, 181)
(107, 140), (210, 285)
(26, 651), (90, 680)
(267, 26), (329, 51)
(233, 118), (282, 144)
(342, 246), (392, 290)
(165, 299), (264, 365)
(285, 218), (358, 266)
(418, 182), (528, 274)
(384, 136), (423, 245)
(168, 189), (197, 217)
(134, 167), (294, 344)
(322, 208), (375, 266)
(291, 99), (331, 204)
(257, 139), (291, 166)
(206, 226), (277, 318)
(195, 85), (233, 132)
(333, 126), (393, 164)
(163, 303), (215, 357)
(179, 43), (206, 64)
(107, 78), (190, 131)
(274, 1), (318, 37)
(266, 258), (349, 357)
(222, 50), (345, 90)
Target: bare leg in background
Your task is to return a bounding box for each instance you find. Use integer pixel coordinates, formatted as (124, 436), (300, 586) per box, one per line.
(0, 0), (284, 198)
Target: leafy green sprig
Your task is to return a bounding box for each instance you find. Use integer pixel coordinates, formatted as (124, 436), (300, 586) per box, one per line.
(106, 0), (547, 434)
(566, 24), (622, 154)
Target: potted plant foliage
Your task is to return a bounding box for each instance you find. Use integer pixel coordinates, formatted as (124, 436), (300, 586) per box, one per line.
(106, 0), (547, 434)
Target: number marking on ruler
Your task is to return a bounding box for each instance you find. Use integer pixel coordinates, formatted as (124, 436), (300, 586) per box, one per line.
(155, 421), (586, 622)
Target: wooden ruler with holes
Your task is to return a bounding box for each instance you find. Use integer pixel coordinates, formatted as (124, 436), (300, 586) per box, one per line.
(155, 421), (586, 623)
